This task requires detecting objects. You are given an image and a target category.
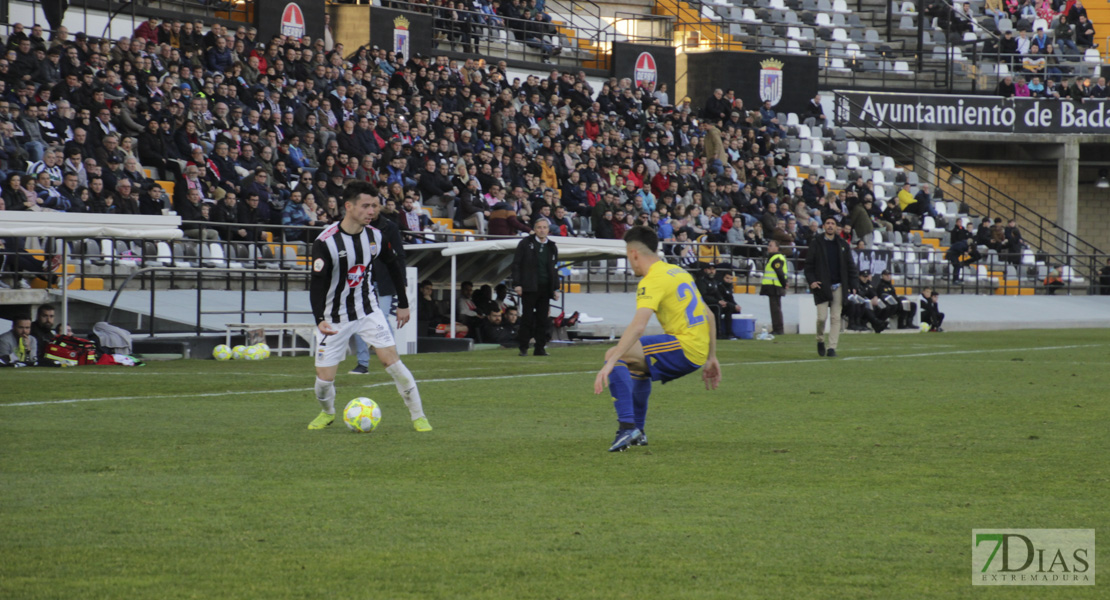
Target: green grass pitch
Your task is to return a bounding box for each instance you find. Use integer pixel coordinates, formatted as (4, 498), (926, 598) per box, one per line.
(2, 329), (1108, 599)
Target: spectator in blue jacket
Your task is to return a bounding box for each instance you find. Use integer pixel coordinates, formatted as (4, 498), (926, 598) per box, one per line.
(281, 189), (317, 241)
(205, 36), (233, 75)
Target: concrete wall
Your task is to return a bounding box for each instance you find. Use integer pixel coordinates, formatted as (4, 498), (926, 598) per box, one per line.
(592, 0), (655, 18)
(948, 165), (1110, 255)
(331, 4), (370, 57)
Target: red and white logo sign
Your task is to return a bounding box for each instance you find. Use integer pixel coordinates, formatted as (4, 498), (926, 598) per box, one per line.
(634, 52), (657, 90)
(281, 3), (306, 38)
(347, 265), (366, 288)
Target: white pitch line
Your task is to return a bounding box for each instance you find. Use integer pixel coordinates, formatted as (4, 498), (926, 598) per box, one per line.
(2, 344), (1101, 408)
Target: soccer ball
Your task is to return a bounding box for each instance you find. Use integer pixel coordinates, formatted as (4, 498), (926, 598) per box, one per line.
(232, 345), (247, 359)
(212, 344), (232, 361)
(920, 322), (931, 333)
(256, 343), (271, 359)
(343, 397), (382, 433)
(244, 345), (263, 360)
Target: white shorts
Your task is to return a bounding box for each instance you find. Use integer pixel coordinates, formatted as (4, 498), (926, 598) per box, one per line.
(314, 311), (396, 367)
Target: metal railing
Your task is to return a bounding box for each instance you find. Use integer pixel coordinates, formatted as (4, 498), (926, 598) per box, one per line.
(645, 240), (1109, 297)
(832, 91), (1103, 257)
(102, 266), (312, 336)
(9, 0), (252, 41)
(5, 225), (1108, 297)
(377, 0), (675, 70)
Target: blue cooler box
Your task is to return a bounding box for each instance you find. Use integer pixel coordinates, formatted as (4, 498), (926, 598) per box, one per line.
(731, 315), (756, 339)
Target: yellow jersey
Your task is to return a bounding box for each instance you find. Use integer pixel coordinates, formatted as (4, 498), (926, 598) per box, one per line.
(636, 260), (711, 364)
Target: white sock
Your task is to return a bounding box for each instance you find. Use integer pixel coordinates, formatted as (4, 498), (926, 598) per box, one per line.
(315, 377), (336, 414)
(385, 361), (425, 420)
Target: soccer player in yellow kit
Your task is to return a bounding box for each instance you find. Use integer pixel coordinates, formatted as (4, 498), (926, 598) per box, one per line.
(594, 226), (721, 451)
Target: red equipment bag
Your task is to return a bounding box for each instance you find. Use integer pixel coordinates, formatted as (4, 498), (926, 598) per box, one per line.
(45, 335), (100, 366)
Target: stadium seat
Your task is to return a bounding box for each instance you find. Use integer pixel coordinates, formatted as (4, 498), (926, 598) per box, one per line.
(894, 61), (911, 74)
(901, 1), (916, 13)
(202, 243), (227, 268)
(816, 12), (832, 27)
(846, 155), (860, 169)
(832, 0), (848, 12)
(1033, 18), (1048, 32)
(873, 171), (886, 185)
(147, 241), (170, 266)
(1084, 48), (1101, 63)
(832, 27), (849, 42)
(899, 16), (915, 30)
(829, 57), (850, 72)
(741, 8), (759, 22)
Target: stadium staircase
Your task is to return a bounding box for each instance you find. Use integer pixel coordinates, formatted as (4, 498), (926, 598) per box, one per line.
(830, 91), (1103, 293)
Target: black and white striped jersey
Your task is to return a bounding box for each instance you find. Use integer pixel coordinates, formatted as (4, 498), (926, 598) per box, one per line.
(310, 222), (409, 325)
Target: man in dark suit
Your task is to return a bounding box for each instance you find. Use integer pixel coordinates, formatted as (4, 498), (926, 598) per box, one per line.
(511, 219), (559, 356)
(803, 216), (859, 357)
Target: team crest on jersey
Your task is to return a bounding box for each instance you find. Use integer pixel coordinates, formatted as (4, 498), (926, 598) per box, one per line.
(347, 265), (366, 288)
(313, 258), (325, 272)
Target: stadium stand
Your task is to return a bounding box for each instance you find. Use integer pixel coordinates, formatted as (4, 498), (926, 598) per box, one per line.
(0, 0), (1104, 310)
(655, 0), (1107, 91)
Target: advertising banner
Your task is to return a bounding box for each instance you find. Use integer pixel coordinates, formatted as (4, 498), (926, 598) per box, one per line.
(836, 91), (1110, 134)
(369, 7), (434, 63)
(612, 42), (676, 98)
(685, 51), (818, 116)
(257, 0), (326, 42)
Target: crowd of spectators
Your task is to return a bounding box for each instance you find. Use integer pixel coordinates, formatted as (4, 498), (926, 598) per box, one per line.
(959, 0), (1106, 99)
(0, 9), (1085, 298)
(392, 0), (564, 63)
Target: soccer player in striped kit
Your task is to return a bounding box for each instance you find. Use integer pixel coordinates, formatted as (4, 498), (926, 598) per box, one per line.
(306, 181), (431, 432)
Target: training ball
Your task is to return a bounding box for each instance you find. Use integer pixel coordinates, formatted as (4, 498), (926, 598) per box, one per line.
(256, 343), (271, 359)
(232, 345), (247, 359)
(244, 345), (263, 360)
(919, 322), (930, 333)
(343, 397), (382, 433)
(213, 344), (232, 361)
